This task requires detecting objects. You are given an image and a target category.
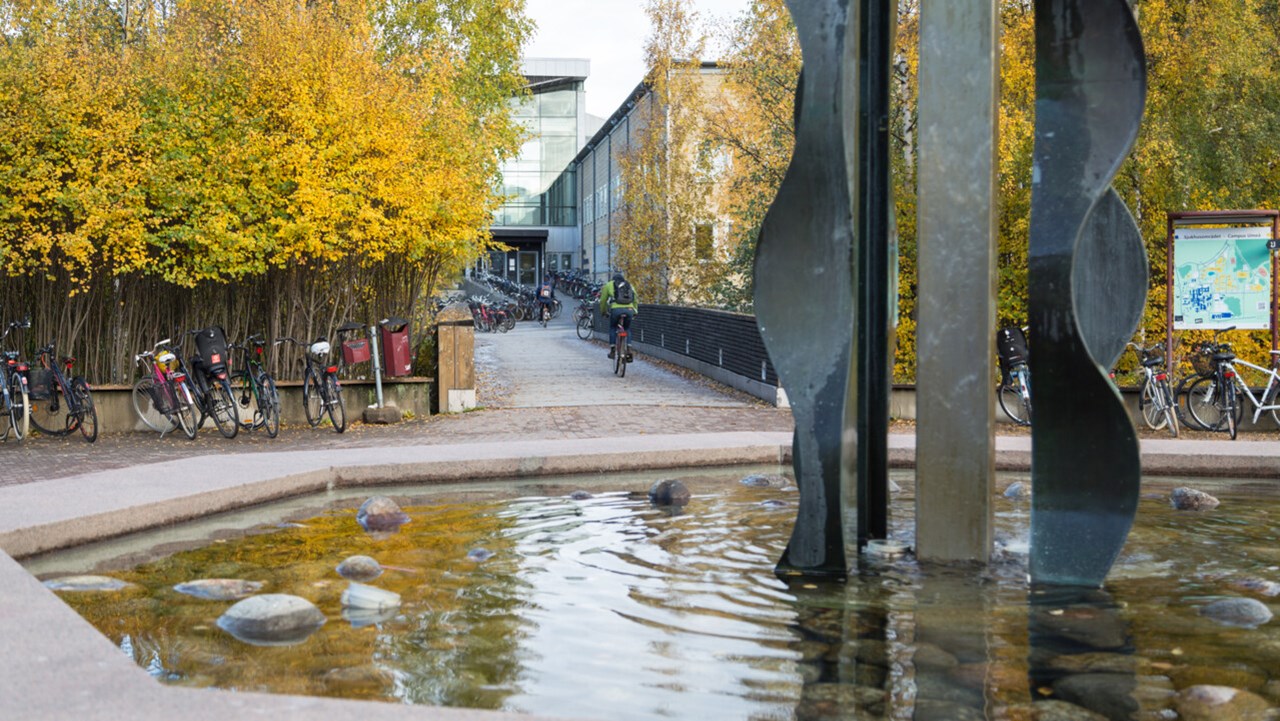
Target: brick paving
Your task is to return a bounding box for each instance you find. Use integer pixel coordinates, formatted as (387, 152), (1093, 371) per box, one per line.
(0, 308), (795, 488)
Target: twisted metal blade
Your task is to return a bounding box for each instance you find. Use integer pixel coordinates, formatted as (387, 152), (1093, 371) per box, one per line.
(1028, 0), (1147, 587)
(753, 1), (858, 577)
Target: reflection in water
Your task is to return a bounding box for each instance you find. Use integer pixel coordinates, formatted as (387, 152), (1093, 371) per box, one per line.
(1029, 586), (1138, 721)
(34, 471), (1280, 720)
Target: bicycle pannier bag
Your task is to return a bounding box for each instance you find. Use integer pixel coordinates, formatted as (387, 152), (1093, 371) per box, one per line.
(996, 326), (1029, 370)
(540, 284), (553, 299)
(194, 326), (230, 372)
(341, 339), (371, 365)
(614, 280), (634, 305)
(26, 368), (53, 401)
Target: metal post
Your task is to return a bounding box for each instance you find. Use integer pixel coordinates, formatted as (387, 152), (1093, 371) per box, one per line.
(915, 0), (1000, 562)
(369, 325), (384, 409)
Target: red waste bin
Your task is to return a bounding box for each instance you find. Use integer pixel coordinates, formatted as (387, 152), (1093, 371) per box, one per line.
(380, 317), (412, 377)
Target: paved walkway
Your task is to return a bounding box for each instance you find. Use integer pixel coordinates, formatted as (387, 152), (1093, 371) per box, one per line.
(473, 305), (752, 408)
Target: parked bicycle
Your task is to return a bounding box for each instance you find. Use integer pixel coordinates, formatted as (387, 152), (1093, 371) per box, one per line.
(1128, 341), (1177, 437)
(132, 338), (199, 439)
(230, 335), (281, 438)
(996, 326), (1031, 426)
(0, 317), (30, 441)
(276, 334), (347, 433)
(28, 339), (98, 442)
(184, 327), (240, 439)
(1184, 326), (1280, 439)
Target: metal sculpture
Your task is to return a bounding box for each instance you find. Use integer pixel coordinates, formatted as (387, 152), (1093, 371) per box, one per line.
(753, 1), (858, 578)
(1028, 0), (1147, 587)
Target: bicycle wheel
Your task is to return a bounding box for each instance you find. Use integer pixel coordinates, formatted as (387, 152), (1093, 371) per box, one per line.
(304, 367), (324, 427)
(1224, 381), (1239, 440)
(1186, 376), (1226, 431)
(71, 378), (98, 443)
(540, 306), (548, 327)
(1160, 380), (1179, 438)
(132, 377), (174, 433)
(325, 374), (347, 433)
(1267, 384), (1280, 429)
(30, 378), (71, 436)
(7, 373), (28, 440)
(577, 315), (592, 340)
(234, 370), (258, 430)
(997, 383), (1029, 426)
(173, 380), (199, 440)
(260, 374), (281, 438)
(1139, 379), (1168, 430)
(615, 337), (627, 378)
(210, 378), (239, 439)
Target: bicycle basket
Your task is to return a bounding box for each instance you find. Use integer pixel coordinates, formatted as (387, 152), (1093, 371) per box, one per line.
(148, 379), (176, 415)
(1190, 344), (1213, 376)
(194, 326), (229, 371)
(26, 368), (53, 401)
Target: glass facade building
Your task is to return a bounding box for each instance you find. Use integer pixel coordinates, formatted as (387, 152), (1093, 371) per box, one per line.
(495, 79), (581, 228)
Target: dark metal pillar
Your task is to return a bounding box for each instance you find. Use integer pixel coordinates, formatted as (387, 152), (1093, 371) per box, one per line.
(852, 0), (895, 550)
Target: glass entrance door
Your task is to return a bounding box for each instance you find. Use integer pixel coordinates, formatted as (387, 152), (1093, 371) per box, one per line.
(518, 251), (539, 286)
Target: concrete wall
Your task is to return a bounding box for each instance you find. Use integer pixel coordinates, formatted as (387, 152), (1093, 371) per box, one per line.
(64, 379), (433, 436)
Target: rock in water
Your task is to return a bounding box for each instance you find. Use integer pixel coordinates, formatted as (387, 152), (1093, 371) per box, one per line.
(649, 479), (691, 507)
(740, 474), (787, 488)
(1199, 597), (1274, 627)
(217, 594), (326, 646)
(43, 575), (136, 592)
(336, 555), (383, 582)
(1176, 685), (1271, 721)
(340, 582), (401, 611)
(356, 496), (409, 532)
(173, 579), (264, 601)
(1171, 487), (1220, 511)
(467, 548), (494, 562)
(1003, 481), (1031, 500)
(568, 490), (593, 500)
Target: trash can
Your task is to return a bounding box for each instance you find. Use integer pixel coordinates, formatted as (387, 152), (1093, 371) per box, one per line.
(379, 316), (412, 377)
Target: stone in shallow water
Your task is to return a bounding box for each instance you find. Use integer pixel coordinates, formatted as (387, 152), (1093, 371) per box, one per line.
(648, 479), (691, 507)
(173, 579), (263, 601)
(1171, 487), (1220, 511)
(1231, 577), (1280, 598)
(1199, 597), (1274, 628)
(760, 499), (789, 509)
(324, 665), (394, 691)
(1169, 664), (1267, 693)
(1003, 481), (1030, 500)
(356, 496), (409, 532)
(568, 490), (593, 500)
(467, 548), (494, 562)
(1176, 685), (1272, 721)
(1004, 700), (1109, 721)
(43, 575), (136, 592)
(216, 594), (326, 646)
(740, 473), (787, 488)
(341, 582), (400, 611)
(336, 555), (383, 582)
(1051, 673), (1140, 721)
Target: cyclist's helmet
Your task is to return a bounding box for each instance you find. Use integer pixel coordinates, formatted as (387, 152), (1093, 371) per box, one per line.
(613, 272), (624, 282)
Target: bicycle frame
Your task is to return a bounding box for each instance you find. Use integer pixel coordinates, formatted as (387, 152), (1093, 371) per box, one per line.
(1223, 356), (1280, 425)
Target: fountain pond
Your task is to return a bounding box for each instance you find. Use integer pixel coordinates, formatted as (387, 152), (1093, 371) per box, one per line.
(24, 466), (1280, 721)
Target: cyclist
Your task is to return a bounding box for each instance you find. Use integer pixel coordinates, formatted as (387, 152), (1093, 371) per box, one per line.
(599, 271), (638, 359)
(537, 274), (557, 324)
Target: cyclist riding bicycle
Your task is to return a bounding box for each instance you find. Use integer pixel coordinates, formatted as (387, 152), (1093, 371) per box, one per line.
(599, 271), (638, 359)
(537, 275), (557, 322)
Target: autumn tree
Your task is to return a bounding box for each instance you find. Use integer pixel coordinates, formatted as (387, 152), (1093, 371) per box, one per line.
(613, 0), (721, 306)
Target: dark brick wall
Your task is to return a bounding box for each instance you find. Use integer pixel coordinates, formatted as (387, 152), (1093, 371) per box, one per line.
(596, 305), (779, 386)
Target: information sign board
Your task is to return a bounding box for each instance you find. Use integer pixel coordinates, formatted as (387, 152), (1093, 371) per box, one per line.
(1172, 226), (1273, 330)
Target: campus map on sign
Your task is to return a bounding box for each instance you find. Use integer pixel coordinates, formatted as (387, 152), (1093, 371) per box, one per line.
(1172, 227), (1273, 330)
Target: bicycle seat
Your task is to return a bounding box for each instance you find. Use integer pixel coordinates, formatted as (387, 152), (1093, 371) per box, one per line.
(1140, 356), (1163, 367)
(1212, 351), (1236, 362)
